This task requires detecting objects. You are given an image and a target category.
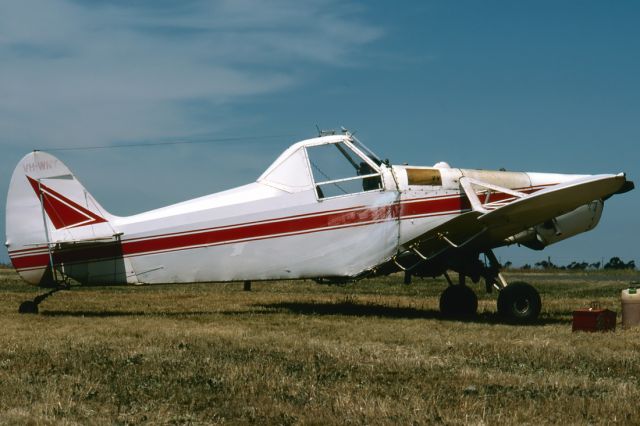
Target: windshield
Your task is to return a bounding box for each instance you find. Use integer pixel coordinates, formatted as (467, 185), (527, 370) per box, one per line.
(307, 142), (365, 182)
(306, 141), (383, 199)
(349, 137), (383, 166)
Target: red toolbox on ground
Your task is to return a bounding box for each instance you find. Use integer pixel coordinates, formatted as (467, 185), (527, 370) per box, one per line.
(572, 308), (616, 332)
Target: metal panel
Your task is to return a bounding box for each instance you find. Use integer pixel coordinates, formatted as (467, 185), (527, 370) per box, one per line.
(406, 168), (442, 186)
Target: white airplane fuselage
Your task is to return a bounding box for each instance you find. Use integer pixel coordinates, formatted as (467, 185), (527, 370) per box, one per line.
(5, 134), (623, 286)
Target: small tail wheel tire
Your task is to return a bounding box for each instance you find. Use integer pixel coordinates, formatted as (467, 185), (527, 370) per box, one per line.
(497, 282), (541, 323)
(18, 300), (39, 314)
(439, 285), (478, 318)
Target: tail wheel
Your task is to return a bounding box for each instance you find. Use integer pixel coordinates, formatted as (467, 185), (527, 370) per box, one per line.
(18, 300), (39, 314)
(497, 282), (541, 323)
(439, 285), (478, 318)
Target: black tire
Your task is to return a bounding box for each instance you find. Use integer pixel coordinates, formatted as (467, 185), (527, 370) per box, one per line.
(439, 285), (478, 318)
(18, 300), (39, 314)
(497, 282), (541, 323)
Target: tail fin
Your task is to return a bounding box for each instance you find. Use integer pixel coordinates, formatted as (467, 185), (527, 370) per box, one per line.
(6, 151), (117, 284)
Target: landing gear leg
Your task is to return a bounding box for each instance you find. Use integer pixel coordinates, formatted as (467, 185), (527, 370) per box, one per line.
(439, 272), (478, 318)
(18, 285), (68, 314)
(484, 251), (541, 323)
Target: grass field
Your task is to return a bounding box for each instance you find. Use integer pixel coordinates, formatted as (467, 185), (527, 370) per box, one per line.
(1, 267), (640, 425)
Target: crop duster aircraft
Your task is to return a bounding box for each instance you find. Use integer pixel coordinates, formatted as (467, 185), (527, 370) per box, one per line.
(5, 130), (634, 321)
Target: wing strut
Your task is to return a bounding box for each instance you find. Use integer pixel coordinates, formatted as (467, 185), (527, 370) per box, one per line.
(459, 176), (528, 213)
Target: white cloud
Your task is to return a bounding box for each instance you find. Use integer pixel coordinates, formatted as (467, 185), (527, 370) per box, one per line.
(0, 0), (382, 148)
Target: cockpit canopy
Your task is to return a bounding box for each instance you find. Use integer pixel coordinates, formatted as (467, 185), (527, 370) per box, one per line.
(258, 135), (384, 199)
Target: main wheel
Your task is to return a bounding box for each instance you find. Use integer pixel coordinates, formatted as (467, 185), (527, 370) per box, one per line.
(497, 282), (541, 323)
(439, 285), (478, 318)
(18, 300), (39, 314)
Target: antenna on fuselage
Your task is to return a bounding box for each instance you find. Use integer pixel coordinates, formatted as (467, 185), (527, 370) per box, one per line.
(315, 124), (337, 137)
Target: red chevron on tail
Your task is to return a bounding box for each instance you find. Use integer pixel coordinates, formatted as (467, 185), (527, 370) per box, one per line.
(27, 176), (107, 230)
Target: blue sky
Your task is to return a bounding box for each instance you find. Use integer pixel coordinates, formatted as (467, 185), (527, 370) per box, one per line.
(1, 0), (638, 267)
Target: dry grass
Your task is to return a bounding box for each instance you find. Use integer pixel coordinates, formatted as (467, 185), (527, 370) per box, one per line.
(1, 268), (640, 425)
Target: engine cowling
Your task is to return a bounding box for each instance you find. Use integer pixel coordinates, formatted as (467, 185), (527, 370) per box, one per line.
(508, 200), (604, 250)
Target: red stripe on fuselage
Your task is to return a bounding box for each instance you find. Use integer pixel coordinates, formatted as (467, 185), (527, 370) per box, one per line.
(122, 204), (399, 256)
(11, 253), (50, 271)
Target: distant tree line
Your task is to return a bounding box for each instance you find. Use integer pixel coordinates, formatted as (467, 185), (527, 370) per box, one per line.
(507, 256), (636, 271)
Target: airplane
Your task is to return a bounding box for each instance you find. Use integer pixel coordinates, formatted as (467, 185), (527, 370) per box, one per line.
(5, 129), (634, 321)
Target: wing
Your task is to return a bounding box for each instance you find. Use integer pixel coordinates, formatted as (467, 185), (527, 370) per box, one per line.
(399, 173), (632, 263)
(401, 211), (485, 261)
(479, 173), (630, 241)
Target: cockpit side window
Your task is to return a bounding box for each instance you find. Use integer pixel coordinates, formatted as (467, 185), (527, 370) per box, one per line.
(306, 142), (383, 199)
